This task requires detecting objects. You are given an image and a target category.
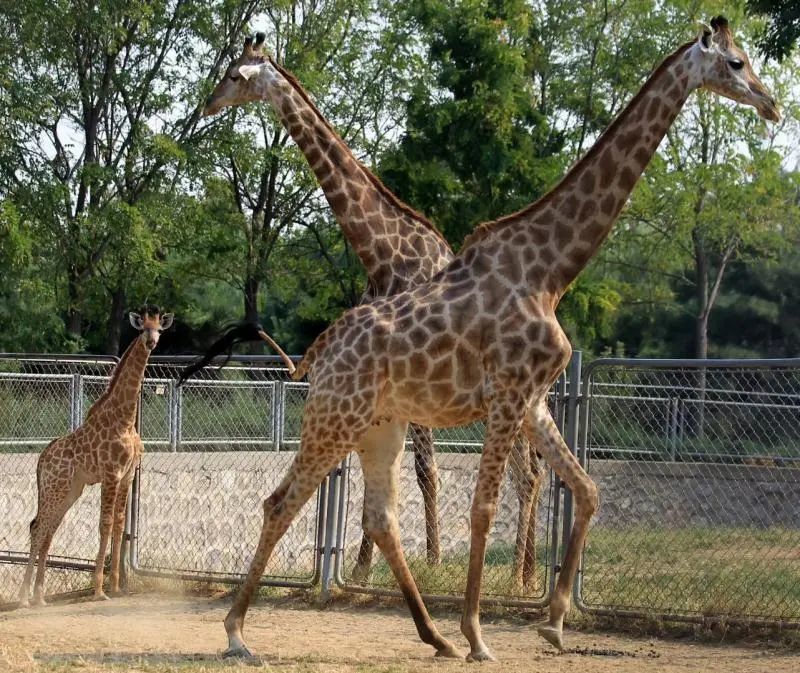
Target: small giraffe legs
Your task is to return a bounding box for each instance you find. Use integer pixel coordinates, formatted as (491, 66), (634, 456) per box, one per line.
(109, 468), (135, 595)
(523, 402), (598, 651)
(92, 477), (120, 601)
(358, 422), (462, 659)
(461, 387), (528, 662)
(18, 463), (84, 609)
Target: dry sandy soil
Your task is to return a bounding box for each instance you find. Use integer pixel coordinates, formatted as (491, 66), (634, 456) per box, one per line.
(0, 594), (796, 673)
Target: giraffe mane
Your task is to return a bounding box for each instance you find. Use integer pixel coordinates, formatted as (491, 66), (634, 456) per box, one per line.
(269, 57), (450, 247)
(460, 41), (695, 252)
(85, 337), (139, 420)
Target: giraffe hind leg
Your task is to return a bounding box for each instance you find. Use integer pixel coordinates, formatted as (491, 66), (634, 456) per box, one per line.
(23, 469), (84, 608)
(358, 421), (462, 659)
(223, 427), (364, 657)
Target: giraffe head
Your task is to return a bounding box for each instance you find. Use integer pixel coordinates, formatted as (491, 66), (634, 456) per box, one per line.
(128, 305), (174, 351)
(203, 33), (275, 116)
(693, 16), (779, 122)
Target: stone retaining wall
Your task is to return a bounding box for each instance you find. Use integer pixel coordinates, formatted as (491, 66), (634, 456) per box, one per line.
(2, 450), (798, 604)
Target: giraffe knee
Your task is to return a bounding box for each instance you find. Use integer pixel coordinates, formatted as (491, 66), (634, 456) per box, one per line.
(263, 486), (289, 517)
(363, 504), (395, 538)
(579, 481), (599, 518)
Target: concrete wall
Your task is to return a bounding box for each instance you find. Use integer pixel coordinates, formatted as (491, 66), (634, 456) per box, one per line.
(2, 451), (798, 603)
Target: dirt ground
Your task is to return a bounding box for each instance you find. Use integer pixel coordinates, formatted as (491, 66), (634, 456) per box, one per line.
(0, 594), (797, 673)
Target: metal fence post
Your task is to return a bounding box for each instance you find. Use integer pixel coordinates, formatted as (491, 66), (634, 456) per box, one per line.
(70, 373), (82, 430)
(319, 459), (346, 600)
(273, 381), (283, 451)
(559, 351), (582, 600)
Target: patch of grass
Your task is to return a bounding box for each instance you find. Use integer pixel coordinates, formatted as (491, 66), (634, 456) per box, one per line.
(581, 525), (800, 621)
(344, 541), (549, 601)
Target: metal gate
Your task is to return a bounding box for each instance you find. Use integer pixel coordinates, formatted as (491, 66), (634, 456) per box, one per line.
(575, 358), (800, 626)
(129, 356), (323, 588)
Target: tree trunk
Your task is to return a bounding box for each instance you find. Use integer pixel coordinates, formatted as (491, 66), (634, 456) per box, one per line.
(244, 275), (261, 355)
(67, 266), (83, 341)
(104, 287), (127, 355)
(244, 275), (259, 325)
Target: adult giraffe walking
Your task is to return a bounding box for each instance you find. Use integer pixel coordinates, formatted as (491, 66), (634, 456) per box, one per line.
(201, 18), (778, 661)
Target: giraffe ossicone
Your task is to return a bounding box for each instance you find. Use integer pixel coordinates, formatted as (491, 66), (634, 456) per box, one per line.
(199, 16), (778, 662)
(17, 306), (173, 608)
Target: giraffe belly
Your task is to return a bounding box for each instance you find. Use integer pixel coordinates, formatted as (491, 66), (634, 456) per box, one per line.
(380, 379), (486, 429)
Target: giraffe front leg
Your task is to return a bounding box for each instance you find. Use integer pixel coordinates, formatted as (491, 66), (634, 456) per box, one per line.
(223, 439), (354, 658)
(109, 468), (135, 596)
(461, 388), (528, 662)
(93, 477), (119, 601)
(522, 402), (598, 651)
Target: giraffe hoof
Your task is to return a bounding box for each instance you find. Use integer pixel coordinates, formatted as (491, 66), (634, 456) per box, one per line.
(434, 642), (464, 659)
(466, 648), (497, 662)
(91, 592), (111, 602)
(17, 599), (30, 609)
(222, 644), (253, 659)
(537, 625), (563, 651)
(31, 596), (47, 608)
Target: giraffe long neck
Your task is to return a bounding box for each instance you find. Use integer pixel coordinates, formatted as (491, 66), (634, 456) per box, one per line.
(257, 59), (454, 297)
(89, 337), (150, 429)
(464, 40), (699, 296)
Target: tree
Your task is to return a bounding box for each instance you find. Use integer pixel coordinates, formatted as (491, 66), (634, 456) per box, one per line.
(747, 0), (800, 61)
(0, 0), (266, 352)
(379, 0), (563, 247)
(192, 0), (409, 340)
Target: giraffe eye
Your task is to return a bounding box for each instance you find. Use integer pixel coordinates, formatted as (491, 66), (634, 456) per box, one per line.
(229, 73), (240, 82)
(728, 59), (744, 71)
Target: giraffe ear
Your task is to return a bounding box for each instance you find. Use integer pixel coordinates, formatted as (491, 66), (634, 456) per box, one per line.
(129, 312), (143, 330)
(697, 24), (713, 51)
(237, 64), (262, 81)
(159, 313), (174, 331)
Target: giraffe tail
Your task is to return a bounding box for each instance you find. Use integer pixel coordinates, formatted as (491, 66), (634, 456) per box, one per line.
(177, 322), (296, 384)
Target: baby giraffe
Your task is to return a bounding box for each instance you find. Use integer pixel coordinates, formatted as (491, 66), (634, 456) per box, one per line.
(18, 306), (173, 607)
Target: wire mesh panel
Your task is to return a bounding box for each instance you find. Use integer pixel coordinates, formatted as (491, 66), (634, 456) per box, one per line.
(334, 377), (567, 606)
(577, 359), (800, 624)
(0, 355), (118, 606)
(132, 357), (320, 586)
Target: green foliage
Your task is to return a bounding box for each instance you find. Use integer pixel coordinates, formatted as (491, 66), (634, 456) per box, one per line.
(379, 0), (563, 246)
(0, 0), (798, 362)
(747, 0), (800, 61)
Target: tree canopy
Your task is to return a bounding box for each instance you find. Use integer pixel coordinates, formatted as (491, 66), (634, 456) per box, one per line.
(0, 0), (798, 361)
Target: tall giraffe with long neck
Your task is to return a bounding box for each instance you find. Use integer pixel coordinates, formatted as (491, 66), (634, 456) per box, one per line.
(18, 307), (173, 607)
(199, 17), (778, 661)
(203, 34), (545, 586)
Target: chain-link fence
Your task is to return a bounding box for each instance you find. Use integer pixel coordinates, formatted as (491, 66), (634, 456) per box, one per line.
(131, 356), (322, 587)
(0, 355), (118, 606)
(3, 351), (800, 626)
(577, 359), (800, 625)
